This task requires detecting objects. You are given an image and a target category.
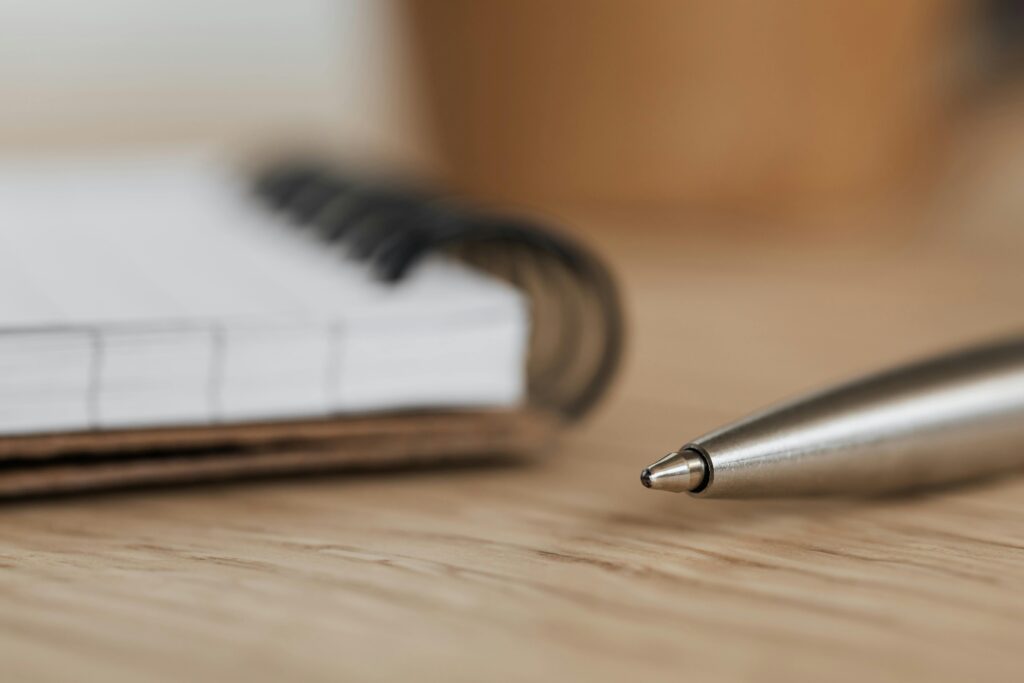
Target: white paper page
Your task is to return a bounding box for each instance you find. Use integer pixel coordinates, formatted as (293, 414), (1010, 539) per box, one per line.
(0, 154), (528, 433)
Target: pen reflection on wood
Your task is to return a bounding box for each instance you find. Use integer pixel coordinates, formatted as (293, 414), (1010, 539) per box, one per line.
(642, 336), (1024, 497)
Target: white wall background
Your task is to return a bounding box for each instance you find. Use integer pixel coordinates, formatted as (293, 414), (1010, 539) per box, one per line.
(0, 0), (432, 170)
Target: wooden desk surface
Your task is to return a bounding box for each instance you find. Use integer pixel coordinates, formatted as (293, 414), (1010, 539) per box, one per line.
(4, 216), (1024, 682)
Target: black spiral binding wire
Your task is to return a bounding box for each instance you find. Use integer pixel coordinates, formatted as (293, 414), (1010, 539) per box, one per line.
(253, 162), (624, 422)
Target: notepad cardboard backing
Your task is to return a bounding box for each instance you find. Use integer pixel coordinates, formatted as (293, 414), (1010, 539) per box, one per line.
(0, 409), (558, 497)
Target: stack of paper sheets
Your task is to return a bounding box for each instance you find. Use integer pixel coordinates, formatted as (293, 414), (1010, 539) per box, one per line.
(0, 155), (528, 435)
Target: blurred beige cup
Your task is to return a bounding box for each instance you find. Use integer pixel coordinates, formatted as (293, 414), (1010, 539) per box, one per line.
(407, 0), (958, 210)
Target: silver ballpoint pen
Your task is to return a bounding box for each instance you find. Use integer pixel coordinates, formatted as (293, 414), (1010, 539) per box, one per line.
(641, 336), (1024, 497)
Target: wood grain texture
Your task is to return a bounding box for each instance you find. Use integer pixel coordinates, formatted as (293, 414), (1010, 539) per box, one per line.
(4, 214), (1024, 682)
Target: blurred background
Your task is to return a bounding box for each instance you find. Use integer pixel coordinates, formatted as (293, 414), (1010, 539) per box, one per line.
(3, 0), (1023, 228)
(6, 5), (1024, 679)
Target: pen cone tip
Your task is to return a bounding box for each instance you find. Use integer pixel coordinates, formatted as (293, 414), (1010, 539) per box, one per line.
(641, 450), (707, 493)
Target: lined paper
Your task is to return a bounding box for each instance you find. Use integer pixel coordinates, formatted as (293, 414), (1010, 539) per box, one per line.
(0, 155), (527, 434)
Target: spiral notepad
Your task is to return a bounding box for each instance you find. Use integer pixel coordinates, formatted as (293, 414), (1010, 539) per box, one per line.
(0, 154), (622, 495)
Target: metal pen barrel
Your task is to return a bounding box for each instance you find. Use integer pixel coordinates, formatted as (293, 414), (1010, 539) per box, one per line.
(643, 337), (1024, 497)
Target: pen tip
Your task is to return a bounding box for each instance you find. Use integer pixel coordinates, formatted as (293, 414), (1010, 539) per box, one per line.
(640, 450), (707, 493)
